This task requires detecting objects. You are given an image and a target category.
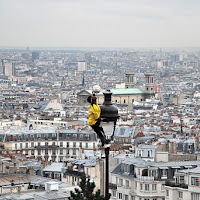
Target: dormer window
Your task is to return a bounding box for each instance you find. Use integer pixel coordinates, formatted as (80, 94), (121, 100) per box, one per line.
(72, 134), (77, 139)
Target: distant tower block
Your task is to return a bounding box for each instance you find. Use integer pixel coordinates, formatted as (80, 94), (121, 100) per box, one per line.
(78, 61), (87, 72)
(125, 72), (135, 88)
(145, 72), (155, 93)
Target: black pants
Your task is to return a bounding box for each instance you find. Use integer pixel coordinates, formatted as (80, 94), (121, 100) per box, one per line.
(91, 120), (105, 138)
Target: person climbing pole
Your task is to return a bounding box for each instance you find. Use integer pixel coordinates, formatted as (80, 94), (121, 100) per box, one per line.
(87, 95), (106, 146)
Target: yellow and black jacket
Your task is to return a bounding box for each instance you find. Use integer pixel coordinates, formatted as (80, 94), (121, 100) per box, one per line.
(88, 104), (101, 126)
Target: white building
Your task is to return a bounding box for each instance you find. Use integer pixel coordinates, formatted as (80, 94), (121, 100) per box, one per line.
(4, 62), (16, 77)
(110, 157), (200, 200)
(78, 61), (87, 72)
(165, 167), (200, 200)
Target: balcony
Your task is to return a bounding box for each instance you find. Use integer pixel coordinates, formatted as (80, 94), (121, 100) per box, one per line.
(109, 183), (117, 190)
(136, 175), (155, 181)
(35, 145), (59, 149)
(165, 181), (188, 189)
(65, 169), (85, 177)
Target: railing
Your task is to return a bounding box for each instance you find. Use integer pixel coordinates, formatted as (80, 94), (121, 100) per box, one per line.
(136, 175), (155, 181)
(165, 181), (188, 189)
(35, 145), (59, 149)
(109, 183), (117, 190)
(65, 170), (85, 177)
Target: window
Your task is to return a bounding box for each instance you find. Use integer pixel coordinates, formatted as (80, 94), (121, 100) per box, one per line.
(138, 150), (142, 157)
(180, 176), (184, 184)
(72, 134), (77, 139)
(118, 193), (122, 200)
(60, 142), (63, 147)
(86, 143), (88, 148)
(73, 149), (76, 155)
(119, 179), (123, 187)
(166, 190), (169, 197)
(38, 149), (41, 155)
(179, 191), (183, 199)
(66, 149), (69, 154)
(31, 142), (34, 147)
(45, 149), (48, 154)
(152, 170), (156, 177)
(124, 195), (129, 200)
(15, 144), (17, 149)
(140, 183), (143, 190)
(80, 142), (82, 148)
(60, 149), (63, 155)
(112, 190), (116, 198)
(135, 182), (137, 189)
(67, 142), (69, 147)
(45, 142), (48, 146)
(26, 143), (28, 148)
(59, 133), (63, 139)
(162, 169), (167, 176)
(73, 142), (76, 148)
(147, 150), (151, 157)
(161, 184), (165, 190)
(126, 180), (129, 188)
(152, 184), (157, 191)
(191, 177), (200, 186)
(52, 149), (56, 155)
(93, 143), (95, 149)
(145, 184), (149, 191)
(124, 99), (126, 103)
(31, 150), (34, 155)
(38, 142), (40, 147)
(131, 196), (135, 200)
(191, 193), (199, 200)
(116, 177), (118, 185)
(20, 143), (22, 149)
(79, 134), (83, 140)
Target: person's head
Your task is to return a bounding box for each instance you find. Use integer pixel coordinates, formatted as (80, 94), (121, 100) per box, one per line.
(91, 96), (97, 104)
(87, 95), (97, 104)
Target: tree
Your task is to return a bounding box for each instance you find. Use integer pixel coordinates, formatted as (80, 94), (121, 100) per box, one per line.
(69, 176), (105, 200)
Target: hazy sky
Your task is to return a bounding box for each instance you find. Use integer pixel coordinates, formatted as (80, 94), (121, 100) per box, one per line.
(0, 0), (200, 48)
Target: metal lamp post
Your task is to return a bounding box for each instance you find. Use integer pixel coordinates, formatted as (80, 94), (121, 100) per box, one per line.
(180, 116), (183, 135)
(100, 90), (119, 200)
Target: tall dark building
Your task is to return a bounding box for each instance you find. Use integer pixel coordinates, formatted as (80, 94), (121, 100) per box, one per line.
(32, 51), (39, 60)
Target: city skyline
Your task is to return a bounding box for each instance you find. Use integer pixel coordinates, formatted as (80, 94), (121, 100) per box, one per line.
(1, 0), (200, 48)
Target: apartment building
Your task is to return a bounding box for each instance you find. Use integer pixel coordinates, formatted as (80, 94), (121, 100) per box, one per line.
(165, 166), (200, 200)
(110, 158), (200, 200)
(0, 127), (98, 162)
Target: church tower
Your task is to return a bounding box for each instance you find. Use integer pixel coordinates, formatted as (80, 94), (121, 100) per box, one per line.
(145, 73), (155, 93)
(61, 77), (66, 88)
(125, 72), (135, 88)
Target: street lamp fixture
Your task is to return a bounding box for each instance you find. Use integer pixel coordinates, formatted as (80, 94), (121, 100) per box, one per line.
(100, 90), (119, 142)
(100, 89), (119, 200)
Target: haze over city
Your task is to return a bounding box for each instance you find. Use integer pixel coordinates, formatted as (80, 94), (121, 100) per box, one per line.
(1, 0), (200, 48)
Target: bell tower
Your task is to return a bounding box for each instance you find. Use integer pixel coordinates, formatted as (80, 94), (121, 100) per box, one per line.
(145, 73), (155, 93)
(125, 72), (135, 88)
